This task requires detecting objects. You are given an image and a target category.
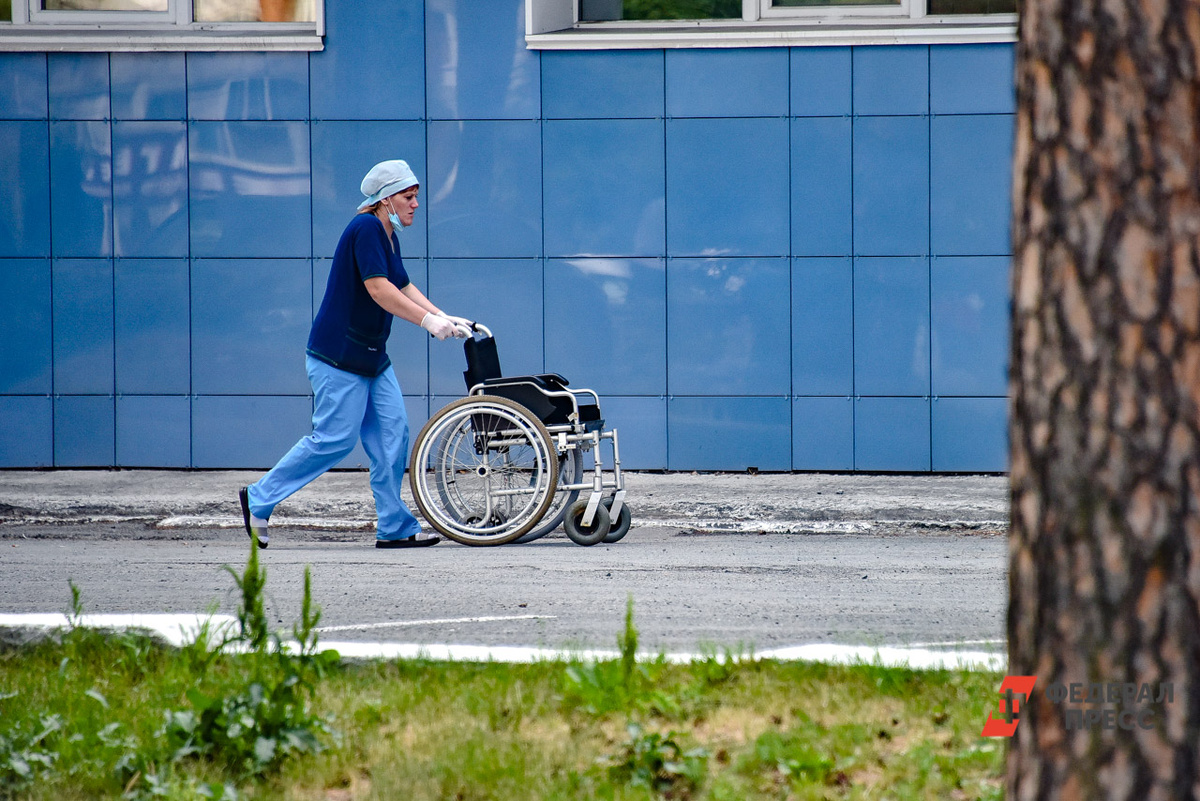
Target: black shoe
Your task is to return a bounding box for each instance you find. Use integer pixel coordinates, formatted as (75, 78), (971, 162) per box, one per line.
(376, 532), (441, 549)
(239, 486), (269, 549)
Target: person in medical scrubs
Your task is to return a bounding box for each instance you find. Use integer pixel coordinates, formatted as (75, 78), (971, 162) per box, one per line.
(239, 159), (470, 549)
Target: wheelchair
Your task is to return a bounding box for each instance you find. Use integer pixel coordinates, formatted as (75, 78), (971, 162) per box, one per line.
(409, 323), (629, 547)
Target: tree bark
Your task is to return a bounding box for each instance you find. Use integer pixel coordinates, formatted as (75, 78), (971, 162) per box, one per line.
(1009, 0), (1200, 793)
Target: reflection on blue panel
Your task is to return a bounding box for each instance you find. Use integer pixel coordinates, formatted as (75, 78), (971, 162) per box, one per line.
(854, 116), (928, 256)
(113, 121), (188, 257)
(115, 260), (190, 394)
(0, 396), (52, 467)
(854, 397), (930, 471)
(933, 396), (1007, 471)
(310, 0), (424, 120)
(667, 118), (789, 257)
(598, 396), (666, 469)
(0, 260), (50, 394)
(791, 47), (850, 117)
(793, 258), (852, 396)
(117, 396), (190, 467)
(545, 258), (666, 395)
(427, 259), (542, 395)
(667, 258), (789, 396)
(931, 44), (1015, 115)
(111, 53), (186, 120)
(191, 259), (311, 395)
(793, 396), (854, 470)
(931, 115), (1013, 256)
(0, 123), (50, 257)
(932, 256), (1009, 396)
(0, 54), (48, 119)
(48, 54), (109, 121)
(669, 397), (790, 471)
(187, 53), (309, 120)
(50, 121), (111, 257)
(666, 49), (788, 118)
(427, 121), (541, 258)
(310, 121), (427, 259)
(854, 257), (929, 396)
(188, 121), (311, 258)
(55, 395), (115, 467)
(542, 50), (663, 119)
(544, 120), (665, 258)
(53, 259), (113, 394)
(853, 46), (928, 116)
(792, 117), (851, 257)
(192, 395), (312, 468)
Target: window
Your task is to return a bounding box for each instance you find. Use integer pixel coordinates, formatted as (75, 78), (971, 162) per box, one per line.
(0, 0), (322, 51)
(530, 0), (1016, 48)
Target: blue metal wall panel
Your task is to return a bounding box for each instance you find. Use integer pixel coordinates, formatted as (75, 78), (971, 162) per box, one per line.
(542, 50), (664, 119)
(669, 397), (791, 471)
(0, 54), (48, 119)
(545, 258), (666, 395)
(853, 45), (928, 116)
(52, 259), (113, 395)
(425, 0), (539, 121)
(427, 258), (543, 396)
(187, 52), (309, 121)
(0, 122), (51, 257)
(668, 257), (790, 396)
(55, 395), (114, 467)
(191, 258), (311, 395)
(793, 396), (854, 470)
(932, 396), (1007, 471)
(48, 54), (109, 121)
(931, 43), (1015, 115)
(115, 259), (190, 395)
(931, 114), (1013, 256)
(666, 48), (789, 118)
(793, 257), (853, 396)
(667, 117), (790, 257)
(543, 119), (665, 258)
(310, 120), (427, 259)
(931, 256), (1010, 396)
(49, 120), (112, 258)
(854, 397), (931, 471)
(854, 257), (929, 396)
(853, 115), (929, 256)
(116, 395), (191, 467)
(188, 121), (311, 258)
(0, 259), (51, 394)
(792, 116), (852, 257)
(596, 396), (666, 469)
(427, 120), (542, 258)
(309, 0), (425, 121)
(113, 120), (189, 258)
(192, 395), (311, 468)
(791, 46), (851, 117)
(111, 53), (186, 121)
(0, 396), (52, 467)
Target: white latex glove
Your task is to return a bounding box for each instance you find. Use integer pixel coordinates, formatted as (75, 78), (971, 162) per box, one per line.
(439, 313), (473, 338)
(420, 312), (457, 341)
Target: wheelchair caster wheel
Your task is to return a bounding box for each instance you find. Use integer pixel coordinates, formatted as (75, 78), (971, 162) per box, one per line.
(601, 498), (632, 544)
(564, 498), (611, 546)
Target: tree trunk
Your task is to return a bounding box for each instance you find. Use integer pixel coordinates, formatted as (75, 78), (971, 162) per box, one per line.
(1009, 0), (1200, 793)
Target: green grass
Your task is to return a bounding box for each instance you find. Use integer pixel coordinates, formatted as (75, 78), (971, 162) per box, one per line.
(0, 556), (1005, 800)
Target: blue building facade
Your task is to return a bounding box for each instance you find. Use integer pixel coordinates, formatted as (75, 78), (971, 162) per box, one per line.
(0, 0), (1014, 472)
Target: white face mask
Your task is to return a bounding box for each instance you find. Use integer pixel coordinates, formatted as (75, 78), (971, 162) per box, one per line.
(385, 199), (402, 232)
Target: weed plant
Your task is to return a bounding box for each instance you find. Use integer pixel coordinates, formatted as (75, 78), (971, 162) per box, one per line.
(0, 565), (1005, 800)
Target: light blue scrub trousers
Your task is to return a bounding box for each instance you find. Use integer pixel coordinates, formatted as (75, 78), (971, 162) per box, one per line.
(246, 355), (422, 542)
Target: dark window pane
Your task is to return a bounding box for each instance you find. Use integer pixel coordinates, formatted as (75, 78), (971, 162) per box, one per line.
(928, 0), (1015, 12)
(581, 0), (742, 21)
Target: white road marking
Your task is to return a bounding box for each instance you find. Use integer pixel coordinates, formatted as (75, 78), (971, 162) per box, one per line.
(315, 614), (556, 633)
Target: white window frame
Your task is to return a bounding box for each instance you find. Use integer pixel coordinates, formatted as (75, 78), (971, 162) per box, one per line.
(527, 0), (1016, 49)
(1, 0), (323, 51)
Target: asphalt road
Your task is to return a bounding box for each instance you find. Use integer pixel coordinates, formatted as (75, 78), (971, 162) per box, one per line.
(0, 523), (1006, 655)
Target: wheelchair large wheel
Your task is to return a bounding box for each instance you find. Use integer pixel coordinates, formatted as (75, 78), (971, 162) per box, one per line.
(410, 395), (558, 546)
(515, 446), (583, 543)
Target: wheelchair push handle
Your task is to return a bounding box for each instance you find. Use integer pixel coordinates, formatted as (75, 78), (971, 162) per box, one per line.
(456, 321), (493, 339)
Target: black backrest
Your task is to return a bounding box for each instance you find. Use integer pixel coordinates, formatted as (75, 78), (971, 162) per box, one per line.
(463, 335), (502, 391)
